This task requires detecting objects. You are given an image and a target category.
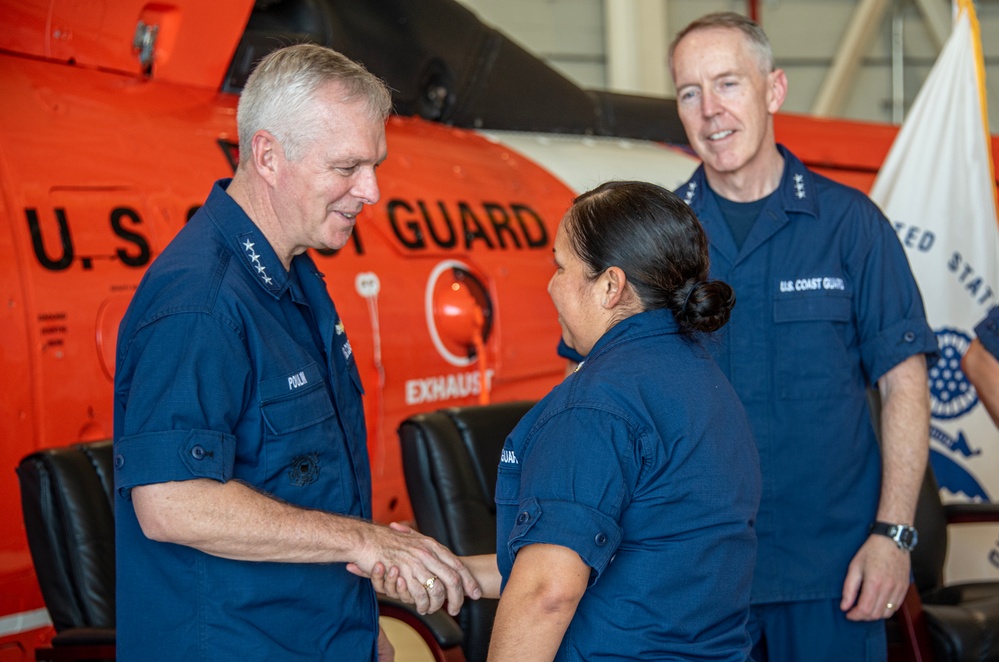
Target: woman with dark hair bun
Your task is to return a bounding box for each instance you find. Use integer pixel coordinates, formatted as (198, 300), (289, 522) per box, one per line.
(486, 181), (760, 660)
(564, 180), (736, 335)
(373, 181), (761, 660)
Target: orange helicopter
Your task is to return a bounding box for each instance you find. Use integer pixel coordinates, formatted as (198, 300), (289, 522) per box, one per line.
(1, 0), (996, 658)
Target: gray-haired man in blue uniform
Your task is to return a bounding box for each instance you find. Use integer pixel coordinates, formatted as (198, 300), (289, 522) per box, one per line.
(114, 44), (480, 661)
(669, 12), (937, 661)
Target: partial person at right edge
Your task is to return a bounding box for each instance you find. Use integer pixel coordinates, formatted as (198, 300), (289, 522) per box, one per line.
(668, 11), (938, 662)
(963, 305), (999, 427)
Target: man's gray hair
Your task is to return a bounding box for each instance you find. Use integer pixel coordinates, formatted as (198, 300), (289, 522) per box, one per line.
(237, 43), (392, 164)
(668, 12), (775, 77)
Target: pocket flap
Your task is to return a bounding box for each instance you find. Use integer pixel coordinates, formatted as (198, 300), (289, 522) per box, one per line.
(773, 294), (851, 323)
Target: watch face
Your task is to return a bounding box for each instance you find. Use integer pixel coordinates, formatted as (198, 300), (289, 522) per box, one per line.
(871, 521), (918, 550)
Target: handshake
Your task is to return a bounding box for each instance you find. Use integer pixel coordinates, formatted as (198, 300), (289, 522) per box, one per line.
(347, 521), (500, 616)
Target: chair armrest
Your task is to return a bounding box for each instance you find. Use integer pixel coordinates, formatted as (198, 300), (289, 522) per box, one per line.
(50, 627), (116, 646)
(35, 627), (117, 661)
(378, 595), (464, 650)
(944, 503), (999, 524)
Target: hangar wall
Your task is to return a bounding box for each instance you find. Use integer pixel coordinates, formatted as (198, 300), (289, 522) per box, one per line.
(458, 0), (999, 130)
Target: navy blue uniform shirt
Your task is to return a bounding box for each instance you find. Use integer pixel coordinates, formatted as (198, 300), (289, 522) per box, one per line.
(976, 306), (999, 360)
(679, 146), (938, 603)
(113, 180), (377, 660)
(498, 309), (761, 661)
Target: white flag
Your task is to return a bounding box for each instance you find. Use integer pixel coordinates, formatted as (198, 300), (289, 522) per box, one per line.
(870, 0), (999, 582)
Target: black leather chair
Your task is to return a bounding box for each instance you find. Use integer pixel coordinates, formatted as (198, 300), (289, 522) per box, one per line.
(17, 440), (116, 661)
(907, 466), (999, 662)
(399, 400), (536, 662)
(17, 439), (464, 662)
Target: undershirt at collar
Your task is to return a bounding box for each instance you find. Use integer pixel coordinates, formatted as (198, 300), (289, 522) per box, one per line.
(713, 190), (774, 251)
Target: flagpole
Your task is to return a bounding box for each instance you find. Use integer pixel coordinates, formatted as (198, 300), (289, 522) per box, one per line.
(960, 0), (999, 222)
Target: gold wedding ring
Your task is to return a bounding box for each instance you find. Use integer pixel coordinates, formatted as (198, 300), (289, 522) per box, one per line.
(423, 576), (438, 591)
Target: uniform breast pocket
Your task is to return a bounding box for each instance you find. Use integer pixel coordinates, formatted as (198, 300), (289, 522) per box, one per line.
(259, 365), (349, 509)
(260, 385), (335, 435)
(772, 293), (855, 398)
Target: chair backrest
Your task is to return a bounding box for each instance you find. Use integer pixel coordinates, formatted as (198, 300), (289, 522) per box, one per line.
(399, 400), (536, 662)
(16, 440), (116, 632)
(912, 464), (949, 594)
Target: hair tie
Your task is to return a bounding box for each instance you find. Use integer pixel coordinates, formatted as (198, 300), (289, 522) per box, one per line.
(682, 282), (701, 312)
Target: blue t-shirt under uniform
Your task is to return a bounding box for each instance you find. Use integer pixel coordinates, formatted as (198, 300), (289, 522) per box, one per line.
(113, 179), (377, 660)
(678, 146), (939, 604)
(497, 308), (762, 661)
(976, 306), (999, 360)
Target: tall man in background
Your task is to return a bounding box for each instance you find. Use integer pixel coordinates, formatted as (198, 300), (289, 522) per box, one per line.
(669, 12), (938, 660)
(114, 44), (479, 661)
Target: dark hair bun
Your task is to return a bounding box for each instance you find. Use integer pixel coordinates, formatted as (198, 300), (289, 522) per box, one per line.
(673, 279), (736, 333)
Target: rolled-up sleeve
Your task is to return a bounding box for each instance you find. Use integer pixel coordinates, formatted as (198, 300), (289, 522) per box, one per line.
(855, 217), (939, 383)
(114, 312), (250, 498)
(506, 496), (622, 584)
(116, 429), (236, 497)
(976, 306), (999, 359)
(506, 407), (639, 584)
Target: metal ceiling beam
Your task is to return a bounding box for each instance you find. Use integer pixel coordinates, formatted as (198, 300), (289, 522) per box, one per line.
(812, 0), (952, 118)
(913, 0), (951, 49)
(605, 0), (670, 96)
(811, 0), (893, 117)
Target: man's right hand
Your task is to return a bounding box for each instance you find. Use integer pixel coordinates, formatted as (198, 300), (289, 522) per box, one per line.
(347, 522), (481, 615)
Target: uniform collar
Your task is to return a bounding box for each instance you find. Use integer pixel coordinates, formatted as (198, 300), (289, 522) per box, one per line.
(586, 308), (680, 364)
(205, 179), (290, 299)
(679, 144), (818, 220)
(679, 145), (820, 264)
(772, 145), (818, 219)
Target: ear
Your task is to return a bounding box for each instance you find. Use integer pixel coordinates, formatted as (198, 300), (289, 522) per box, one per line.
(766, 68), (788, 115)
(250, 129), (281, 187)
(599, 266), (628, 308)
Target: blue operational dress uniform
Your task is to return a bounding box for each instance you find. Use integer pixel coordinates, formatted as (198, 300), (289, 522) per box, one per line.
(113, 180), (377, 661)
(498, 309), (762, 661)
(678, 146), (938, 659)
(976, 306), (999, 360)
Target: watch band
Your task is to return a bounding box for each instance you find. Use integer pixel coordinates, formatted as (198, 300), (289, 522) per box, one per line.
(870, 521), (919, 551)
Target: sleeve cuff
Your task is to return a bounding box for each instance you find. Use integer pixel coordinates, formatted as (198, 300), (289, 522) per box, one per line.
(860, 318), (939, 384)
(505, 496), (623, 586)
(975, 308), (999, 359)
(115, 429), (236, 499)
